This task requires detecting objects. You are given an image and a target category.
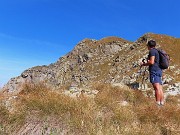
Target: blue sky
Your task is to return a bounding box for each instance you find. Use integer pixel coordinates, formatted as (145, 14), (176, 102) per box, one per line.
(0, 0), (180, 87)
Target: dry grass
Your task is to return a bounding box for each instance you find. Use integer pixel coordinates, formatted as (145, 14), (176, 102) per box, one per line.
(0, 83), (180, 135)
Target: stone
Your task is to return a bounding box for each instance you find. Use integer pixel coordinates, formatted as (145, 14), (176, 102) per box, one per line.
(2, 34), (180, 99)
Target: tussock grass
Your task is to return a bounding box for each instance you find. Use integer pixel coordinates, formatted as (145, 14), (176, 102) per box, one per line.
(1, 83), (180, 134)
(0, 105), (9, 123)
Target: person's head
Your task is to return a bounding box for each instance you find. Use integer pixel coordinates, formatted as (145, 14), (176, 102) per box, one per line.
(147, 40), (156, 48)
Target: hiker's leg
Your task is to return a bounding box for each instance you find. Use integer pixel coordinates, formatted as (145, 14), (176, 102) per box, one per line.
(159, 84), (164, 105)
(152, 83), (161, 102)
(150, 71), (163, 104)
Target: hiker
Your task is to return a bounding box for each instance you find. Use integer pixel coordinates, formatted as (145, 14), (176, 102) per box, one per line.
(140, 40), (164, 106)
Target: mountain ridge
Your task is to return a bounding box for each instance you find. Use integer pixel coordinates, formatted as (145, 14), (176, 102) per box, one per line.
(2, 33), (180, 94)
(1, 32), (180, 135)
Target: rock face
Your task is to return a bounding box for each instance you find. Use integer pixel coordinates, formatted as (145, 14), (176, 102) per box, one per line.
(2, 33), (180, 93)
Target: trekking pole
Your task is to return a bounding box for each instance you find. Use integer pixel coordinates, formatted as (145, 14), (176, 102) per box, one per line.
(136, 66), (142, 78)
(134, 65), (142, 90)
(141, 59), (148, 90)
(141, 67), (147, 86)
(135, 59), (145, 89)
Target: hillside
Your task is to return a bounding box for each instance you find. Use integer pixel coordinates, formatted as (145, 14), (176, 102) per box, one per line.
(0, 32), (180, 135)
(1, 83), (180, 134)
(2, 33), (180, 93)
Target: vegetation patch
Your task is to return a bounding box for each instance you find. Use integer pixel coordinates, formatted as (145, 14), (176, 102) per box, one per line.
(0, 83), (180, 134)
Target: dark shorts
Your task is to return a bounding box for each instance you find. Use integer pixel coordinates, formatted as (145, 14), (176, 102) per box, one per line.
(150, 70), (162, 84)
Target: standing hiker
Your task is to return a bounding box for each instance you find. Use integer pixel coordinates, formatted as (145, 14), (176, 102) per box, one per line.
(140, 40), (164, 106)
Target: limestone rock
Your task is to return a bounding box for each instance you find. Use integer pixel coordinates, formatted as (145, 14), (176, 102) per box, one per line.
(2, 33), (180, 96)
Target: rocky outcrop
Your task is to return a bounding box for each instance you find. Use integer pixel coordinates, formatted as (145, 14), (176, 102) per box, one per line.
(2, 33), (180, 94)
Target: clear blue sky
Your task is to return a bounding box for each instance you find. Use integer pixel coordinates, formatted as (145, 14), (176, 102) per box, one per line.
(0, 0), (180, 87)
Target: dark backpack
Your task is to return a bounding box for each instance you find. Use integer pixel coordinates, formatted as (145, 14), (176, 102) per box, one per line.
(156, 49), (170, 69)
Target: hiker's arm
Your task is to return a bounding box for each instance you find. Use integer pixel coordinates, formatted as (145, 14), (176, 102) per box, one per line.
(141, 56), (155, 66)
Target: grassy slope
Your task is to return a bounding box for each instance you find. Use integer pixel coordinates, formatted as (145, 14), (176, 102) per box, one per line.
(0, 83), (180, 135)
(1, 33), (180, 134)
